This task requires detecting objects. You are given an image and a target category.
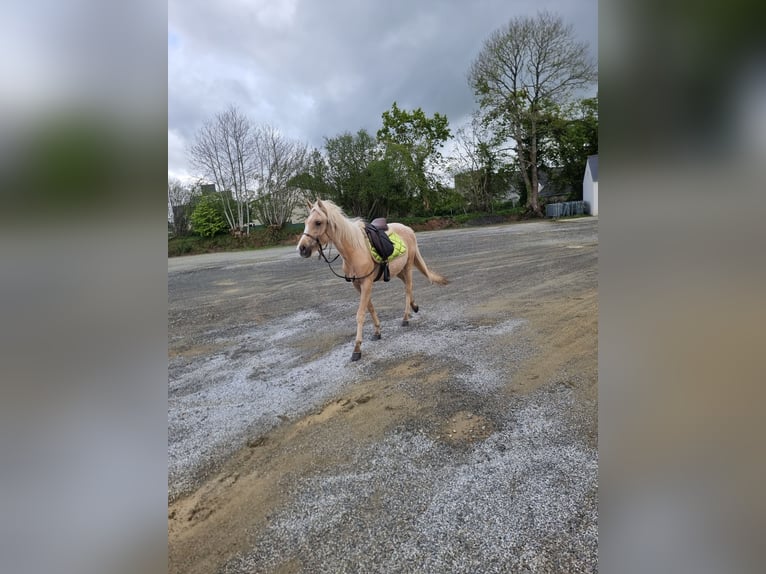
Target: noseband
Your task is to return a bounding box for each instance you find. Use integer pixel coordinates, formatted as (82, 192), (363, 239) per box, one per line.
(302, 232), (325, 253)
(301, 232), (335, 263)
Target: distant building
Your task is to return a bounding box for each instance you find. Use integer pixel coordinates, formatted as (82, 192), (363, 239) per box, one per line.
(583, 155), (598, 215)
(537, 168), (574, 204)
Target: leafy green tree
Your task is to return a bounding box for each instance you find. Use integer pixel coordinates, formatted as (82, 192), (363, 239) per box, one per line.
(468, 11), (596, 216)
(190, 193), (228, 237)
(322, 129), (382, 217)
(376, 102), (451, 213)
(546, 96), (598, 200)
(364, 157), (411, 217)
(291, 148), (334, 202)
(296, 110), (452, 219)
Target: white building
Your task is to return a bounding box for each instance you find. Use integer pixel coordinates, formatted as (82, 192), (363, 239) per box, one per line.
(583, 155), (598, 215)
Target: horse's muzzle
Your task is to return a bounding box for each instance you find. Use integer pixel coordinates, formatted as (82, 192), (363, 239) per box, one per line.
(298, 243), (313, 258)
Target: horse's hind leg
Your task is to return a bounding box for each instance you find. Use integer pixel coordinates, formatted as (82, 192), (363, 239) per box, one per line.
(399, 267), (418, 326)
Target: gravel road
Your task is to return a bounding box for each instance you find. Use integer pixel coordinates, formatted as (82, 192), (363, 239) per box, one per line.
(168, 218), (598, 573)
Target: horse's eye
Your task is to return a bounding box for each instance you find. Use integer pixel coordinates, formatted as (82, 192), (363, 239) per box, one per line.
(314, 221), (321, 226)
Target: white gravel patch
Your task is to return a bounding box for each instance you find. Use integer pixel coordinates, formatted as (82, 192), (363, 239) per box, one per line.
(334, 298), (533, 392)
(169, 301), (532, 499)
(168, 314), (358, 498)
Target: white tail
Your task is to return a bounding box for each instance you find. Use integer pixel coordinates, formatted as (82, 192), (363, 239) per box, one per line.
(414, 248), (449, 285)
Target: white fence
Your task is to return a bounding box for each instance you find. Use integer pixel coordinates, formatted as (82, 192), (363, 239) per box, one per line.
(545, 201), (587, 218)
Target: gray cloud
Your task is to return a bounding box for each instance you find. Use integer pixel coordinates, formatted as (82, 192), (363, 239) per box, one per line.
(169, 0), (597, 180)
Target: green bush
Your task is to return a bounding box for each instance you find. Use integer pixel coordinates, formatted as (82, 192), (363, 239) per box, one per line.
(190, 195), (228, 238)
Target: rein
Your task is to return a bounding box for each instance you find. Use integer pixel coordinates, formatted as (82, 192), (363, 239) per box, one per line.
(302, 232), (380, 282)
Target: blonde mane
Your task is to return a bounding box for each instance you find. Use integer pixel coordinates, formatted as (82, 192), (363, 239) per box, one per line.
(317, 199), (367, 251)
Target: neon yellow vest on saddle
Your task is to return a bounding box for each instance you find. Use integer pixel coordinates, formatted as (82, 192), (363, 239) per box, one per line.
(367, 231), (407, 263)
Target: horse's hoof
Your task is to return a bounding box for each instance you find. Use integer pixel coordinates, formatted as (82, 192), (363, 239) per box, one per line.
(351, 351), (362, 361)
(372, 333), (381, 340)
(412, 304), (419, 313)
(401, 319), (409, 326)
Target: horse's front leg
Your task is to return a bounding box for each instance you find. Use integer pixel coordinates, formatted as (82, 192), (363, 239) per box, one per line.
(351, 279), (374, 361)
(354, 281), (381, 341)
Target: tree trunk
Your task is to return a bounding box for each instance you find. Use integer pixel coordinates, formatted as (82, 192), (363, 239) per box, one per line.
(527, 125), (543, 217)
(517, 142), (534, 216)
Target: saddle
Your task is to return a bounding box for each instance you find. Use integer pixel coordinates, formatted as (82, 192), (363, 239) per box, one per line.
(364, 219), (394, 282)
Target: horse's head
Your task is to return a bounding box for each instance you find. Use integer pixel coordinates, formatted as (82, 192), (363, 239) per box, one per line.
(297, 199), (332, 258)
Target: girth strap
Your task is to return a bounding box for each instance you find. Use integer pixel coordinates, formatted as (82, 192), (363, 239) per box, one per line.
(373, 263), (390, 282)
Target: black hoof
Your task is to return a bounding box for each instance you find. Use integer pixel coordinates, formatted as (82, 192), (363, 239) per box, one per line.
(412, 304), (419, 313)
(351, 351), (362, 361)
(372, 333), (381, 340)
(402, 319), (409, 326)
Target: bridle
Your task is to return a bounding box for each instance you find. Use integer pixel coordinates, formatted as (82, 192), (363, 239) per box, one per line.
(301, 232), (337, 264)
(301, 232), (380, 282)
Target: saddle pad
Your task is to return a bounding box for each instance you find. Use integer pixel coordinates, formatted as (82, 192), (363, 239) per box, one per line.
(368, 231), (407, 263)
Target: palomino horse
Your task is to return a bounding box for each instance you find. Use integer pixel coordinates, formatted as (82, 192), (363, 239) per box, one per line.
(297, 199), (448, 361)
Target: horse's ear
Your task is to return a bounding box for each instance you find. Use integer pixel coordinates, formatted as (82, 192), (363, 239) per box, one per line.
(306, 199), (313, 211)
(316, 198), (326, 213)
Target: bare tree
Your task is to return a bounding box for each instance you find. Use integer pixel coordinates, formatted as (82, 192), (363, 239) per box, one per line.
(468, 11), (596, 216)
(189, 105), (255, 233)
(251, 125), (308, 228)
(167, 177), (196, 235)
(449, 113), (508, 212)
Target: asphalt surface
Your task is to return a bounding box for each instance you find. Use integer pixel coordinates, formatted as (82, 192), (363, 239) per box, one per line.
(168, 218), (598, 573)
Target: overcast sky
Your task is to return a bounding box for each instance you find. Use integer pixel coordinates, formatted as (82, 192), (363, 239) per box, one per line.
(168, 0), (598, 182)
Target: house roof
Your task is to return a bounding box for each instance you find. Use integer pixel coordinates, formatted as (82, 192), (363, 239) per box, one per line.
(586, 155), (598, 182)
